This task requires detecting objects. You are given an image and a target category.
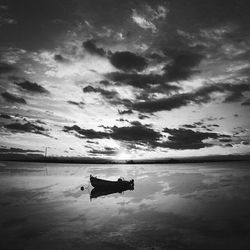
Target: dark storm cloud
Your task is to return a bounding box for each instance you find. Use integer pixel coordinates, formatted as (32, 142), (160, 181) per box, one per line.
(110, 51), (147, 72)
(63, 125), (109, 139)
(107, 48), (200, 94)
(14, 80), (49, 93)
(163, 49), (204, 82)
(54, 54), (70, 63)
(63, 122), (233, 151)
(223, 84), (250, 103)
(106, 72), (181, 91)
(88, 147), (118, 156)
(129, 120), (144, 126)
(132, 83), (250, 113)
(133, 92), (196, 113)
(0, 114), (12, 119)
(160, 128), (231, 150)
(111, 125), (161, 143)
(242, 141), (249, 145)
(1, 91), (26, 104)
(83, 85), (118, 100)
(83, 84), (132, 107)
(82, 39), (106, 57)
(63, 123), (162, 145)
(3, 121), (48, 136)
(0, 62), (16, 74)
(99, 80), (110, 86)
(83, 85), (96, 93)
(0, 147), (42, 153)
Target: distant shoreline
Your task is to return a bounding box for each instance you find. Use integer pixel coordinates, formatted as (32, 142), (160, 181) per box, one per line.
(0, 154), (250, 164)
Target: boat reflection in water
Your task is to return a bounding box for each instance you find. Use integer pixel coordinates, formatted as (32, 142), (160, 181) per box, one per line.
(90, 185), (134, 199)
(89, 175), (135, 200)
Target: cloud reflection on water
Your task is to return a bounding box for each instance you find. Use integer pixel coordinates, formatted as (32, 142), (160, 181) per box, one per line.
(0, 161), (250, 249)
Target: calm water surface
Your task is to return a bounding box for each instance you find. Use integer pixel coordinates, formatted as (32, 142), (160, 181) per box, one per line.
(0, 161), (250, 250)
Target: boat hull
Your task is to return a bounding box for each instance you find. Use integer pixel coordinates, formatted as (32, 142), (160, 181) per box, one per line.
(90, 175), (134, 189)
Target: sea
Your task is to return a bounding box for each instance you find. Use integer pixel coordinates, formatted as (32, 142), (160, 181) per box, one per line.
(0, 161), (250, 250)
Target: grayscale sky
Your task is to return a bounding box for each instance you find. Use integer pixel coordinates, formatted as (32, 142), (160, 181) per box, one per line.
(0, 0), (249, 159)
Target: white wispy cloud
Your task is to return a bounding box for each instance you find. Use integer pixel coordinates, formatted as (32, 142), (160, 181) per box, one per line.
(131, 5), (169, 33)
(132, 9), (157, 32)
(31, 50), (115, 79)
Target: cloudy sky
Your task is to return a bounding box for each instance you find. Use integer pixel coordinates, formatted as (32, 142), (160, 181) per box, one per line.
(0, 0), (250, 159)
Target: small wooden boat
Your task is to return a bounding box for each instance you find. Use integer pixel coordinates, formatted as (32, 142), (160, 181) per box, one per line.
(90, 175), (134, 189)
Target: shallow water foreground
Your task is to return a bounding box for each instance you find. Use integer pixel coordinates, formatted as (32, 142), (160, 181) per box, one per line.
(0, 161), (250, 250)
